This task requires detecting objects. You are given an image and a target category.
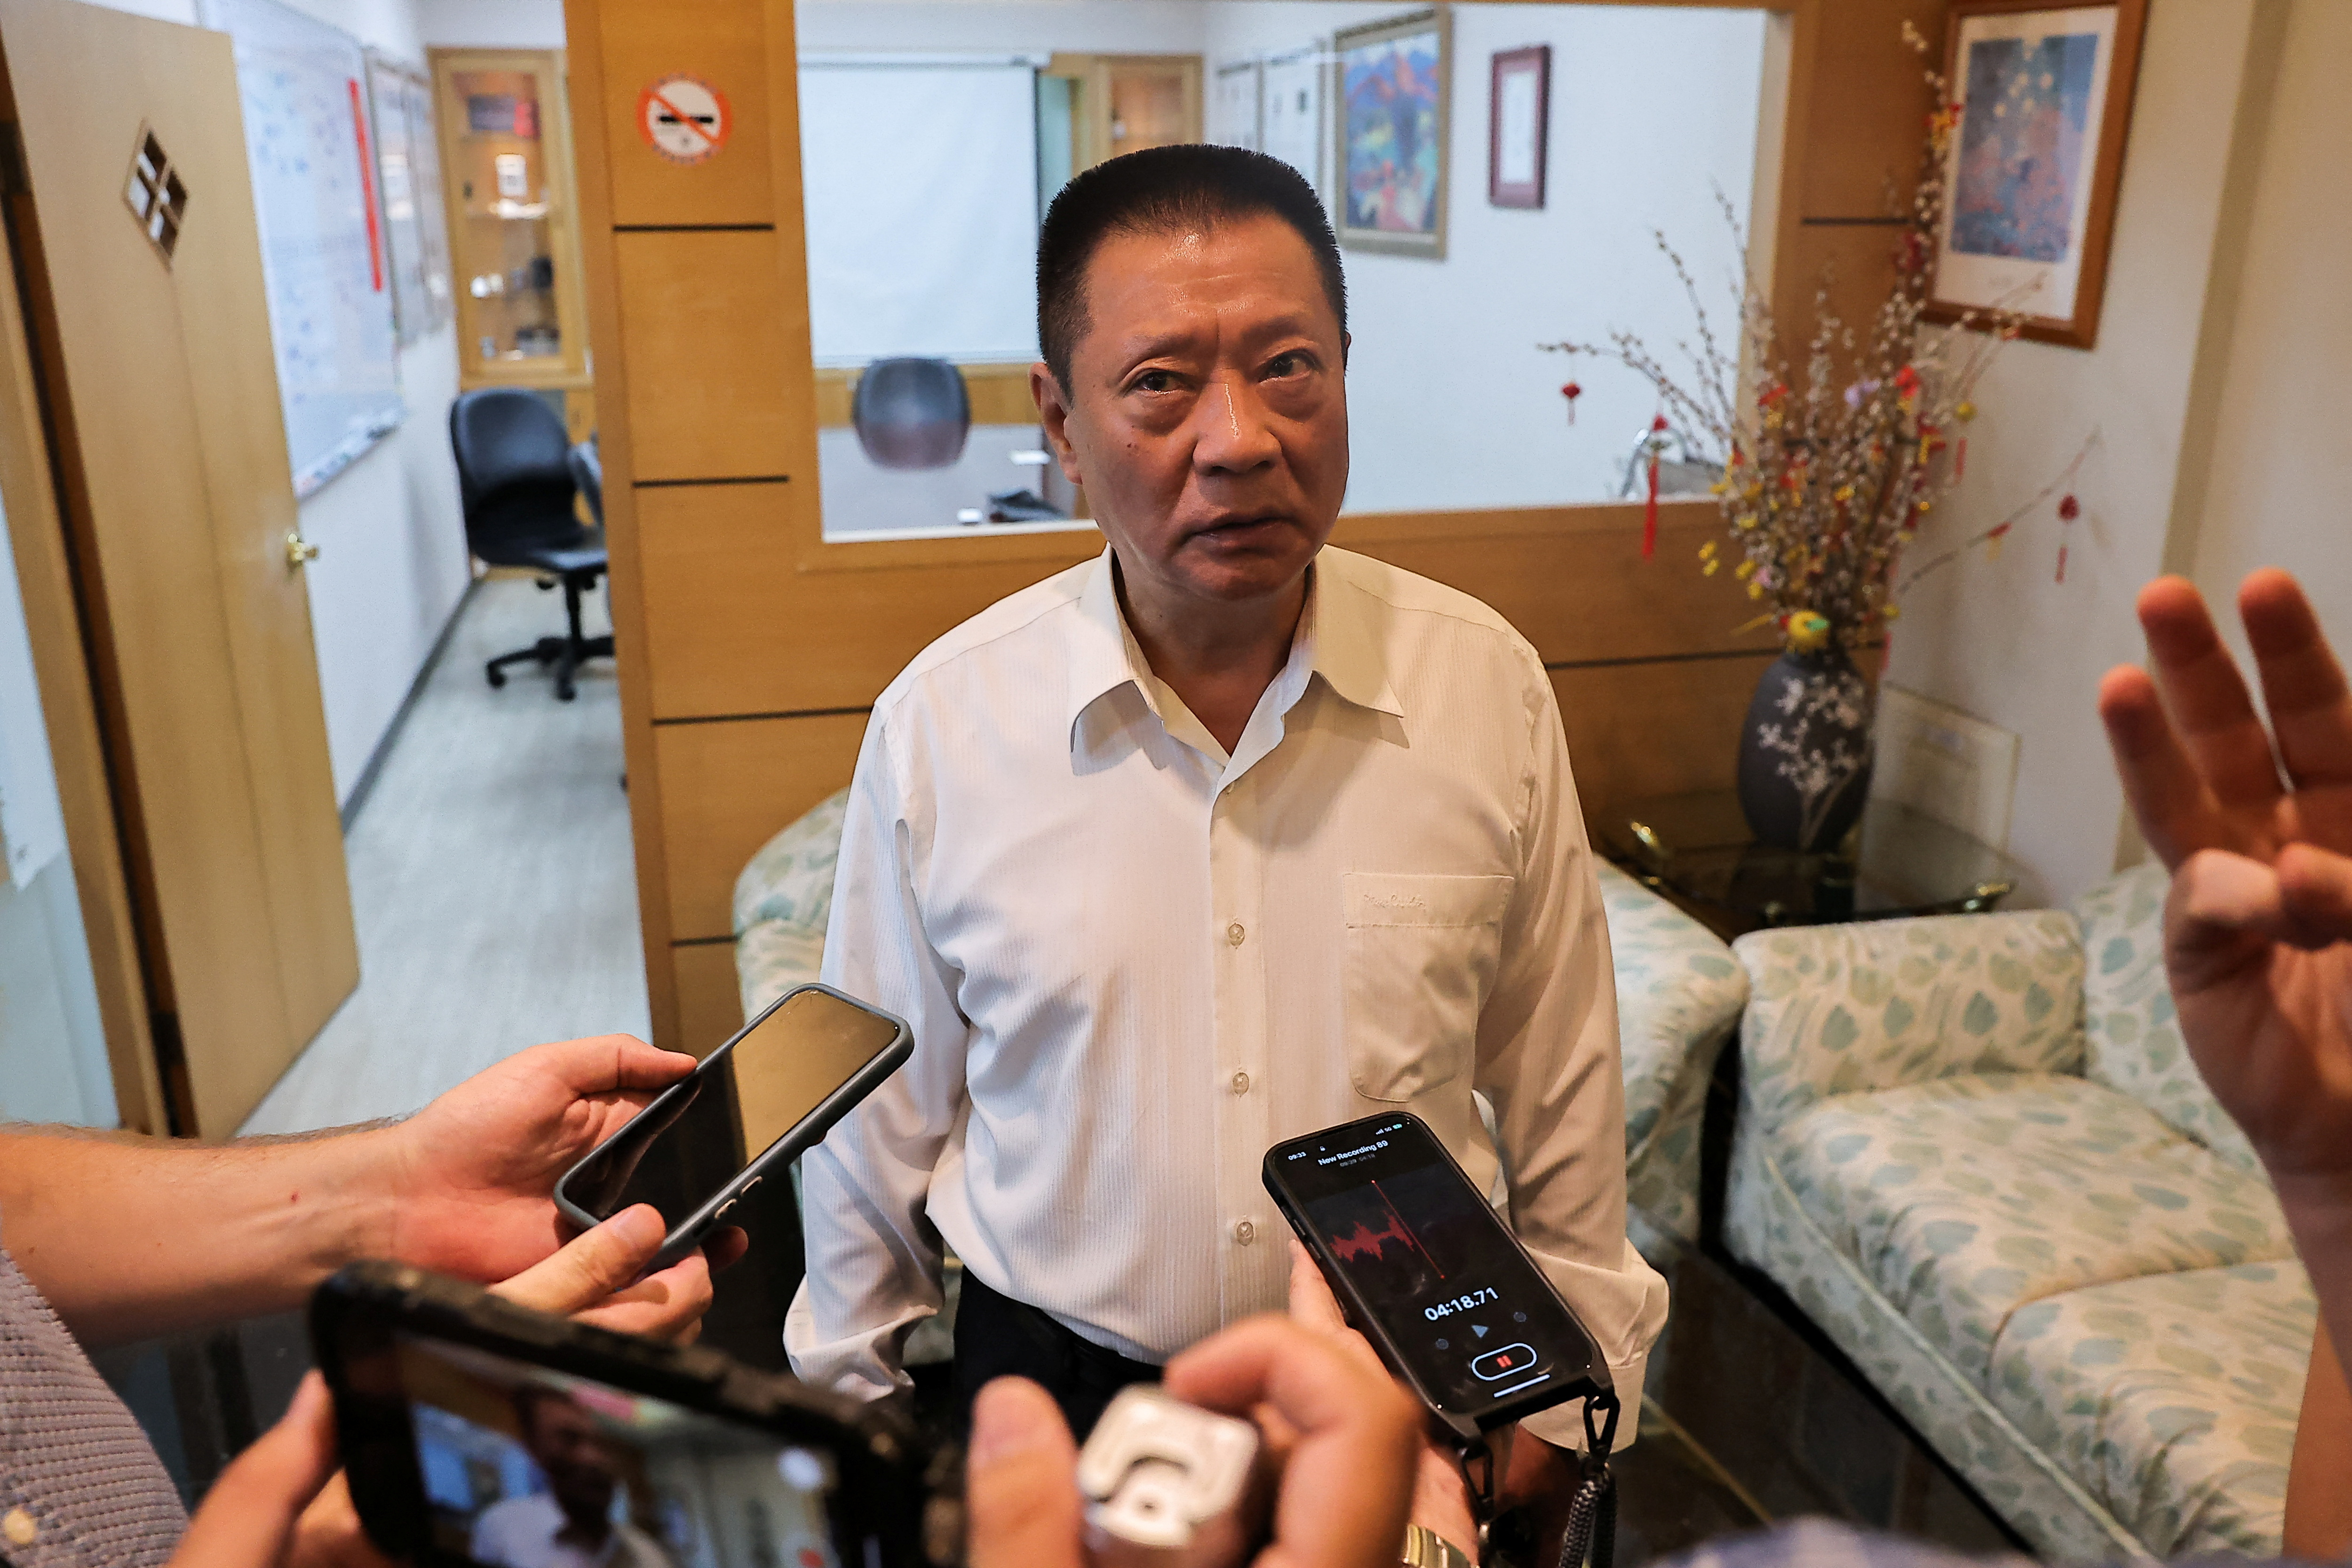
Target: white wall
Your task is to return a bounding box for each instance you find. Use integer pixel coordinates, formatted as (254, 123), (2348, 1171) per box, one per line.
(415, 0), (563, 49)
(1201, 3), (1763, 512)
(2181, 0), (2352, 669)
(795, 1), (1207, 55)
(1883, 0), (2339, 905)
(96, 0), (476, 805)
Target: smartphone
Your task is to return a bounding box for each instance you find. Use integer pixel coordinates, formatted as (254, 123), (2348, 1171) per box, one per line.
(1262, 1112), (1609, 1442)
(312, 1260), (937, 1568)
(556, 983), (912, 1271)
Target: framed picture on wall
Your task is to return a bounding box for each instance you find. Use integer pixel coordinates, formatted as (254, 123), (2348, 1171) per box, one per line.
(1926, 0), (2149, 348)
(1488, 44), (1548, 209)
(1262, 43), (1325, 194)
(1332, 8), (1450, 259)
(1212, 56), (1264, 151)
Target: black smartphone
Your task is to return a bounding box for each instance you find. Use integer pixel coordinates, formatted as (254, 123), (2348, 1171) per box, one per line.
(311, 1260), (935, 1568)
(1263, 1112), (1609, 1442)
(555, 983), (912, 1271)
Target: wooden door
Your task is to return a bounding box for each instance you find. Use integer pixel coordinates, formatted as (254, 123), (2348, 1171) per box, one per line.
(0, 0), (358, 1135)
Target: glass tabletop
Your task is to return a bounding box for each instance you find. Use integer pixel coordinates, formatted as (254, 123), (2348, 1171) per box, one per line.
(1595, 790), (2023, 933)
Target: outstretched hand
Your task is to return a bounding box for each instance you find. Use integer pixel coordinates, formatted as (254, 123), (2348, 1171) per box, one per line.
(2097, 570), (2352, 1186)
(378, 1035), (700, 1283)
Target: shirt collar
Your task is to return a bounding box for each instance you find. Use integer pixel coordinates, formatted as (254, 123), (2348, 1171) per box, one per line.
(1065, 548), (1404, 752)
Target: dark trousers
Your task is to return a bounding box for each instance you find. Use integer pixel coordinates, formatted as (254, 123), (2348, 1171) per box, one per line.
(953, 1270), (1160, 1442)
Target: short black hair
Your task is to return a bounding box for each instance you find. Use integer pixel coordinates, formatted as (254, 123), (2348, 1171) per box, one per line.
(1036, 143), (1347, 394)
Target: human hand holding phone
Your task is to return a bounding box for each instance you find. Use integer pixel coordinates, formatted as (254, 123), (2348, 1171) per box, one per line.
(1287, 1242), (1478, 1558)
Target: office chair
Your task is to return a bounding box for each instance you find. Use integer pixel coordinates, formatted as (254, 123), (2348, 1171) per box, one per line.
(449, 388), (612, 701)
(569, 434), (603, 525)
(851, 357), (971, 470)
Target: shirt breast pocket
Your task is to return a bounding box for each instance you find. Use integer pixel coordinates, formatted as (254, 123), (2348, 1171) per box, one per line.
(1342, 871), (1514, 1103)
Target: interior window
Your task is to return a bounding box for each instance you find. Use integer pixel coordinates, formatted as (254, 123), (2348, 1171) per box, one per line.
(798, 4), (1771, 541)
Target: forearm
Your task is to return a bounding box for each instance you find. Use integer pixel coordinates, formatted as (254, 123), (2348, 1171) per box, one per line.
(0, 1126), (397, 1345)
(2274, 1173), (2352, 1397)
(2285, 1318), (2352, 1559)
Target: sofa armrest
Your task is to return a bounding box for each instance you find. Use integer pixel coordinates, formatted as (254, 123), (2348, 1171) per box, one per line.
(1731, 908), (2085, 1136)
(1598, 865), (1747, 1237)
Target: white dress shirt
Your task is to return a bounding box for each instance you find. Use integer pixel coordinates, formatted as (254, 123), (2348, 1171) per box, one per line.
(785, 545), (1668, 1445)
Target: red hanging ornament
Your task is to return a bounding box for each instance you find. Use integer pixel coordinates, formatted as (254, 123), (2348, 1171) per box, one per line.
(1643, 415), (1668, 559)
(1560, 381), (1582, 425)
(2055, 493), (2080, 583)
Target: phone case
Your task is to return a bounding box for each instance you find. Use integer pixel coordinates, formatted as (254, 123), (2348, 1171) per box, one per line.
(1261, 1113), (1607, 1443)
(553, 983), (912, 1272)
(310, 1261), (929, 1568)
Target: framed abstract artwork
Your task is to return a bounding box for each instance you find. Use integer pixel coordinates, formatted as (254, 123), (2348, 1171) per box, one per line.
(1332, 8), (1450, 259)
(1926, 0), (2149, 348)
(1488, 45), (1549, 209)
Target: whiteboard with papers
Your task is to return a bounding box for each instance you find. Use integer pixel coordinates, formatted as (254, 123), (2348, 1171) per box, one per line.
(200, 0), (404, 497)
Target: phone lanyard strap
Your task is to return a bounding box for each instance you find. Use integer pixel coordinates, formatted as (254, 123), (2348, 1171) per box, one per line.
(1555, 1393), (1621, 1568)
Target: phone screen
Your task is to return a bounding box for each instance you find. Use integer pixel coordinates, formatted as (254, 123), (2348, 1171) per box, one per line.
(1267, 1114), (1599, 1423)
(389, 1329), (844, 1568)
(564, 987), (903, 1227)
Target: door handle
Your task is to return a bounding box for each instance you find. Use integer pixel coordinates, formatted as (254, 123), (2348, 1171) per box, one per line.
(285, 531), (319, 568)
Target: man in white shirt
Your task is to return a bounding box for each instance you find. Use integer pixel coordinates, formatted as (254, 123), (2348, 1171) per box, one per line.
(469, 1387), (673, 1568)
(787, 144), (1667, 1501)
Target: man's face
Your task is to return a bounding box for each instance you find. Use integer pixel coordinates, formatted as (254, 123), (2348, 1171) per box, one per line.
(522, 1397), (619, 1529)
(1037, 214), (1348, 611)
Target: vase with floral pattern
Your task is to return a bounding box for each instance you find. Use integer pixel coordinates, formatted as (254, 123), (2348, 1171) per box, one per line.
(1736, 644), (1875, 853)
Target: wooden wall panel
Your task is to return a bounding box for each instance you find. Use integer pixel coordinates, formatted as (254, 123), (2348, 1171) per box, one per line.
(1551, 653), (1780, 820)
(636, 483), (1093, 718)
(1790, 0), (1941, 217)
(614, 230), (805, 481)
(597, 0), (776, 227)
(671, 941), (749, 1056)
(1338, 503), (1779, 665)
(653, 711), (868, 939)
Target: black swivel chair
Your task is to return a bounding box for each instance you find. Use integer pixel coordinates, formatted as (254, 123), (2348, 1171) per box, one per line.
(851, 357), (971, 470)
(449, 389), (612, 701)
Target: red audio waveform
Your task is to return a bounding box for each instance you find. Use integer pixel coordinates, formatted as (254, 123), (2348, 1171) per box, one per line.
(1330, 1212), (1417, 1264)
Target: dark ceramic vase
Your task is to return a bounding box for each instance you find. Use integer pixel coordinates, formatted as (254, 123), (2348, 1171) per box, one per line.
(1736, 644), (1876, 853)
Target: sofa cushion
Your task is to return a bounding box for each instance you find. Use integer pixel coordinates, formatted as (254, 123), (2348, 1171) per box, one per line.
(1773, 1075), (2294, 1385)
(1734, 912), (2085, 1139)
(733, 788), (849, 939)
(2072, 864), (2262, 1175)
(1598, 863), (1746, 1239)
(1988, 1260), (2313, 1557)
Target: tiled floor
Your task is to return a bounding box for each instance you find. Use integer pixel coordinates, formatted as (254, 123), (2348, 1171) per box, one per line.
(241, 576), (650, 1136)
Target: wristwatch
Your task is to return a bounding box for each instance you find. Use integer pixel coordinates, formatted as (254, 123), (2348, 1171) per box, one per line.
(1402, 1523), (1475, 1568)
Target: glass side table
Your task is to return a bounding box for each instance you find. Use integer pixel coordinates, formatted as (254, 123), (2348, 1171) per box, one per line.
(1595, 790), (2023, 939)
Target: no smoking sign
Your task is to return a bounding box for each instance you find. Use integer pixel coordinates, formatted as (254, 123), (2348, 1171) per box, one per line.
(638, 75), (729, 164)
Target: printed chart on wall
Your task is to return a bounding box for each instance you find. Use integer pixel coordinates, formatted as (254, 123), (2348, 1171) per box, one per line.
(199, 0), (404, 498)
(365, 50), (454, 346)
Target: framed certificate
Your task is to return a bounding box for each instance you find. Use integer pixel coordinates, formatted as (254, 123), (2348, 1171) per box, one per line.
(1488, 45), (1549, 209)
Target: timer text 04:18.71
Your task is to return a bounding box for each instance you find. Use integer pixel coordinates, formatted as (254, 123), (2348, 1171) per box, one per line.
(1424, 1288), (1501, 1321)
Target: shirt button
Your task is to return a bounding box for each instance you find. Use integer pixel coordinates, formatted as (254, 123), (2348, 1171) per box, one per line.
(1233, 1219), (1256, 1245)
(1225, 921), (1246, 947)
(1230, 1070), (1251, 1095)
(4, 1508), (36, 1546)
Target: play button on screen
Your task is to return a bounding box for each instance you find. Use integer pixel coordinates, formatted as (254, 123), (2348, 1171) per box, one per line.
(1470, 1343), (1538, 1380)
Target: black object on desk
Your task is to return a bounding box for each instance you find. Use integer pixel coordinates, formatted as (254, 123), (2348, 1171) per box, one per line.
(1596, 790), (2021, 939)
(450, 388), (613, 702)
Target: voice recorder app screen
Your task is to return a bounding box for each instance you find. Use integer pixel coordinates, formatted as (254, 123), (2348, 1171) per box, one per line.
(1278, 1117), (1594, 1417)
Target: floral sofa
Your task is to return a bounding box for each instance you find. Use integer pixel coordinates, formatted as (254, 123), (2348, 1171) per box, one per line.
(732, 789), (1748, 1241)
(1724, 865), (2314, 1558)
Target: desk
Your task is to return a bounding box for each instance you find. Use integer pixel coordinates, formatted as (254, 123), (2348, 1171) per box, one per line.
(1595, 790), (2021, 941)
(817, 424), (1088, 541)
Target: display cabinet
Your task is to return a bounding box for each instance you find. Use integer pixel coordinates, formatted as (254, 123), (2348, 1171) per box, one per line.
(429, 48), (591, 398)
